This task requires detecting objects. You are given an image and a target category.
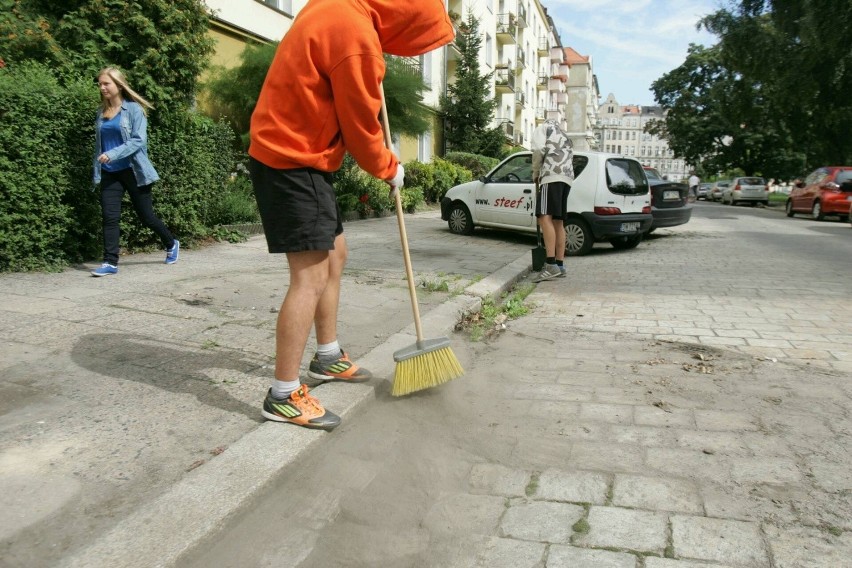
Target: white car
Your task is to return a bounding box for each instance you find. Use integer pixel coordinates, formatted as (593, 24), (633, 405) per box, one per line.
(440, 150), (652, 256)
(721, 176), (769, 206)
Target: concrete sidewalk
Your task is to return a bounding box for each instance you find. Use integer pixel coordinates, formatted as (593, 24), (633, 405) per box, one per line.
(0, 211), (533, 568)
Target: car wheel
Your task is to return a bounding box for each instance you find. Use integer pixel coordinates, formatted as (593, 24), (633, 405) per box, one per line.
(609, 233), (642, 250)
(564, 218), (594, 256)
(447, 203), (474, 235)
(785, 200), (794, 217)
(812, 201), (824, 221)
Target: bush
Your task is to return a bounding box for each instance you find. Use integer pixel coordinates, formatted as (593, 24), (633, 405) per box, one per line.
(443, 151), (498, 179)
(204, 170), (260, 226)
(0, 62), (99, 271)
(0, 62), (240, 272)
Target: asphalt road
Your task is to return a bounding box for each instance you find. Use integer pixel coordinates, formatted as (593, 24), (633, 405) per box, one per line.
(181, 202), (852, 567)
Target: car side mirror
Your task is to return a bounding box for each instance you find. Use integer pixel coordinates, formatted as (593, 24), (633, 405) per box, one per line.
(480, 176), (487, 183)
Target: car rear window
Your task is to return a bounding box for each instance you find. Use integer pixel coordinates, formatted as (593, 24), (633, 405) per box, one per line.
(643, 167), (662, 181)
(606, 159), (649, 195)
(835, 171), (852, 185)
(738, 177), (765, 185)
(572, 155), (589, 178)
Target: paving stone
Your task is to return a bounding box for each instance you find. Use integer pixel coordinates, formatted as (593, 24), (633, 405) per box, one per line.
(500, 501), (585, 543)
(478, 538), (546, 568)
(422, 493), (506, 536)
(805, 458), (852, 493)
(764, 523), (852, 568)
(646, 448), (731, 481)
(579, 403), (634, 424)
(571, 442), (646, 473)
(671, 515), (769, 567)
(634, 406), (695, 428)
(612, 474), (703, 514)
(576, 506), (668, 554)
(729, 457), (802, 485)
(645, 559), (737, 568)
(694, 410), (760, 431)
(535, 469), (609, 504)
(547, 545), (637, 567)
(673, 430), (751, 455)
(608, 425), (677, 447)
(469, 463), (531, 497)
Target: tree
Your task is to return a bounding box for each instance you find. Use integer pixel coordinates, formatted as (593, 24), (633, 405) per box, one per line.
(0, 0), (214, 108)
(440, 11), (502, 157)
(203, 46), (433, 149)
(649, 44), (800, 178)
(701, 1), (852, 169)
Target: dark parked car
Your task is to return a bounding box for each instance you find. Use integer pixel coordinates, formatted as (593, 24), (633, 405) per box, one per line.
(642, 166), (692, 233)
(786, 167), (852, 221)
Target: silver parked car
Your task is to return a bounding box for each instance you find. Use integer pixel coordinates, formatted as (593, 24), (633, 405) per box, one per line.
(708, 180), (730, 201)
(722, 176), (768, 206)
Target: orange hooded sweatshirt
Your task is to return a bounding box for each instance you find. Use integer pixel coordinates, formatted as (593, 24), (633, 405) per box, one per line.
(249, 0), (454, 181)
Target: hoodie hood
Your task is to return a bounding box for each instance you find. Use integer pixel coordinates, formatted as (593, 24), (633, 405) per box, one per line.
(358, 0), (455, 56)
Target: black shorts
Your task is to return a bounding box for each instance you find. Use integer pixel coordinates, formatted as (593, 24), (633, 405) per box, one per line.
(535, 181), (571, 219)
(249, 157), (343, 253)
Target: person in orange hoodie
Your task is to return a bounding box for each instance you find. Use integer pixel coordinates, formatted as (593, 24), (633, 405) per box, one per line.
(250, 0), (454, 431)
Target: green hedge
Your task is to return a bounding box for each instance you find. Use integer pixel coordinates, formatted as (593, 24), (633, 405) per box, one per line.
(443, 151), (499, 179)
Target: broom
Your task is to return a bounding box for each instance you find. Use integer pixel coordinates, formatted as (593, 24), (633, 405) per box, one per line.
(379, 85), (464, 396)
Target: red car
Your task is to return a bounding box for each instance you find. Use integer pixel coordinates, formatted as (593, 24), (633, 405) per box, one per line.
(786, 167), (852, 221)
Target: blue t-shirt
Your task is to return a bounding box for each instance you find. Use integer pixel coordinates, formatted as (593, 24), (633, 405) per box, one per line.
(100, 113), (131, 172)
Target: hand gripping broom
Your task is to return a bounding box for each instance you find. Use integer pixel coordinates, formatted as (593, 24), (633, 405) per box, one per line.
(379, 85), (464, 396)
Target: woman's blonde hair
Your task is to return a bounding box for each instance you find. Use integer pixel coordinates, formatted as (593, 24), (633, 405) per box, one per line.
(98, 66), (154, 114)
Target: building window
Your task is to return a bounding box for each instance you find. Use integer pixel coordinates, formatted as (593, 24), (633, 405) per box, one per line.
(259, 0), (292, 14)
(418, 131), (432, 162)
(485, 34), (493, 67)
(420, 52), (432, 81)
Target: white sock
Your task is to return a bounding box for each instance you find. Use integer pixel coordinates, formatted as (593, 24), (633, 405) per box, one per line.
(317, 340), (341, 360)
(271, 378), (301, 399)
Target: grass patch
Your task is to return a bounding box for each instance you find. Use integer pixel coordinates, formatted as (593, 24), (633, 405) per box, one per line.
(572, 518), (590, 534)
(525, 472), (540, 497)
(201, 339), (219, 349)
(768, 192), (788, 204)
(455, 283), (535, 341)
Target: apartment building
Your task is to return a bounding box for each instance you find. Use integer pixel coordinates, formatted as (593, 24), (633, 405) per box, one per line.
(203, 0), (603, 160)
(596, 94), (690, 182)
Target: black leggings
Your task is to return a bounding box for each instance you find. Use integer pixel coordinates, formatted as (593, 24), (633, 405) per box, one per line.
(99, 168), (174, 265)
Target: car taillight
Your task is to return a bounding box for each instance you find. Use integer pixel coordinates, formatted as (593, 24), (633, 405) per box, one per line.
(734, 184), (741, 191)
(594, 206), (622, 215)
(642, 206), (651, 214)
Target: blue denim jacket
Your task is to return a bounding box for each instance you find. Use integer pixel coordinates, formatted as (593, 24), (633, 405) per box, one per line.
(93, 101), (160, 187)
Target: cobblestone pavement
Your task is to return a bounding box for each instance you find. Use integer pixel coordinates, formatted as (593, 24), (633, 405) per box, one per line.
(184, 206), (852, 568)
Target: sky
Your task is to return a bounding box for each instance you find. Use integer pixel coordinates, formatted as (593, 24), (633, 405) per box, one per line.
(545, 0), (722, 107)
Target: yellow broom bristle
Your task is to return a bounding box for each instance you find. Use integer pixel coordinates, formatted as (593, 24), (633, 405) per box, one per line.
(391, 346), (464, 397)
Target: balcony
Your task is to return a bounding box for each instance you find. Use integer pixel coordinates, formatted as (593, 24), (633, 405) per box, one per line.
(550, 46), (564, 63)
(547, 105), (564, 122)
(496, 13), (517, 44)
(494, 68), (516, 93)
(537, 73), (548, 90)
(535, 107), (546, 123)
(390, 56), (421, 79)
(517, 3), (528, 28)
(500, 120), (515, 141)
(537, 36), (549, 55)
(514, 91), (525, 108)
(516, 50), (526, 70)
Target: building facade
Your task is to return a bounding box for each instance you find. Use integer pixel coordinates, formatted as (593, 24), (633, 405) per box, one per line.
(596, 94), (690, 182)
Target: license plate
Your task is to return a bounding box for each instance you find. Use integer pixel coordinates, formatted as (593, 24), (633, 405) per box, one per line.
(663, 190), (680, 199)
(847, 195), (852, 201)
(621, 222), (640, 232)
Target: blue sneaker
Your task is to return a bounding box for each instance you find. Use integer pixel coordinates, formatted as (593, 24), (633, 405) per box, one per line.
(91, 263), (117, 277)
(165, 240), (179, 264)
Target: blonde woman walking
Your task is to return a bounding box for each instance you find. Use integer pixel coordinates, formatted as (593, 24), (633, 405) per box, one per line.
(91, 66), (178, 276)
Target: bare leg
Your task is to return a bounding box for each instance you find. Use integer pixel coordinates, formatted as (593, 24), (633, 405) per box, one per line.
(274, 249), (331, 380)
(552, 219), (565, 262)
(538, 215), (556, 257)
(315, 233), (347, 345)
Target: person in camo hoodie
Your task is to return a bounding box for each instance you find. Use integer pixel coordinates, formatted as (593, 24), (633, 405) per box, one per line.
(531, 119), (575, 282)
(248, 0), (454, 431)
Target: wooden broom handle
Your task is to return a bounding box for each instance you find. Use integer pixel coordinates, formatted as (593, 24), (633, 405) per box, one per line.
(379, 84), (424, 342)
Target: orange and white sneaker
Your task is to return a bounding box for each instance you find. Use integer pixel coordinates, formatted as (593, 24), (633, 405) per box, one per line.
(307, 351), (372, 383)
(261, 385), (340, 431)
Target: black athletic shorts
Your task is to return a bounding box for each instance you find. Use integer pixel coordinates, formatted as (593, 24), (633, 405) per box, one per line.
(535, 181), (571, 219)
(249, 157), (343, 253)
